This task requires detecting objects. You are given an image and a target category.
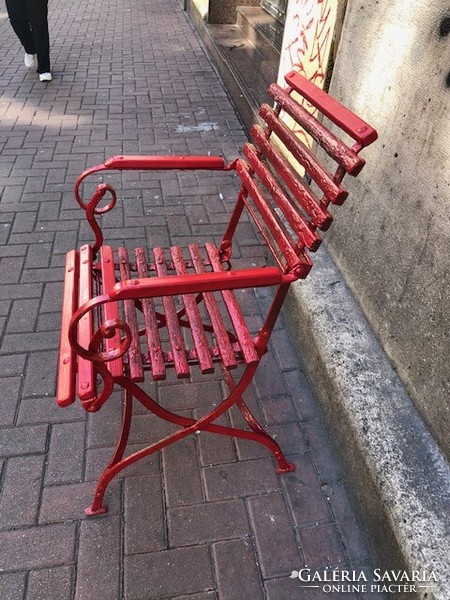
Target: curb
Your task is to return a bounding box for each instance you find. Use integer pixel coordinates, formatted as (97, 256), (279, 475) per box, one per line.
(283, 245), (450, 599)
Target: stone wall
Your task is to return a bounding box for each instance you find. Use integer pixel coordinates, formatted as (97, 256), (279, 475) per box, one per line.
(325, 0), (450, 459)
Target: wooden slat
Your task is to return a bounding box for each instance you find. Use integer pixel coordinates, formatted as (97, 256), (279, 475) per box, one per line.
(260, 104), (347, 205)
(118, 247), (144, 382)
(170, 246), (214, 374)
(153, 247), (190, 378)
(269, 82), (367, 174)
(135, 248), (166, 380)
(235, 159), (301, 270)
(250, 125), (332, 230)
(243, 143), (321, 250)
(283, 71), (378, 147)
(205, 243), (259, 365)
(77, 245), (96, 402)
(188, 244), (237, 369)
(100, 246), (123, 377)
(56, 250), (78, 407)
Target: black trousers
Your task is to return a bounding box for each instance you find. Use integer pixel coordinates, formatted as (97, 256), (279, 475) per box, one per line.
(5, 0), (50, 73)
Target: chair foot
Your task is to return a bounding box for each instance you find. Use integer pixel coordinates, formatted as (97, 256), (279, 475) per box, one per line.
(84, 504), (108, 517)
(276, 462), (295, 474)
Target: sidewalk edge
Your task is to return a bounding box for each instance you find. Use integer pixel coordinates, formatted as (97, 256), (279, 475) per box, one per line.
(283, 246), (450, 599)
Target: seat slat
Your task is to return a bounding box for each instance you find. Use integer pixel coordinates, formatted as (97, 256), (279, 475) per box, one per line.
(56, 249), (78, 407)
(135, 248), (166, 380)
(189, 244), (237, 369)
(269, 83), (366, 175)
(170, 246), (215, 374)
(118, 247), (144, 382)
(260, 104), (348, 205)
(153, 247), (190, 378)
(100, 246), (123, 377)
(205, 243), (259, 365)
(250, 125), (332, 230)
(243, 143), (321, 251)
(77, 245), (96, 401)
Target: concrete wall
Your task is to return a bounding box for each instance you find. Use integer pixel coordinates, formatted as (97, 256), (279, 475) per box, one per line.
(325, 0), (450, 459)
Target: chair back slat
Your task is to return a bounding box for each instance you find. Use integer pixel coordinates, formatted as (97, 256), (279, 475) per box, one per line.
(284, 70), (378, 147)
(249, 125), (332, 230)
(259, 103), (347, 204)
(235, 159), (304, 271)
(268, 84), (366, 177)
(242, 142), (320, 251)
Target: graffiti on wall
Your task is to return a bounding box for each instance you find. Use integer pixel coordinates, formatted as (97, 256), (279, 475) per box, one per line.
(277, 0), (338, 145)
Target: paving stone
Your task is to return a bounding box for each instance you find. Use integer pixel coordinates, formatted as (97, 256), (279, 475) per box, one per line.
(0, 523), (76, 571)
(281, 455), (332, 525)
(298, 523), (347, 568)
(46, 421), (85, 484)
(39, 480), (120, 524)
(0, 572), (27, 600)
(235, 422), (306, 461)
(284, 370), (320, 421)
(158, 379), (222, 411)
(194, 410), (237, 467)
(27, 566), (74, 600)
(302, 419), (343, 484)
(248, 493), (301, 578)
(84, 443), (161, 482)
(204, 458), (280, 500)
(168, 498), (249, 547)
(0, 424), (48, 458)
(76, 516), (121, 600)
(1, 330), (59, 353)
(212, 539), (264, 600)
(125, 546), (214, 600)
(0, 455), (45, 529)
(0, 354), (27, 378)
(253, 352), (289, 399)
(324, 481), (371, 565)
(0, 375), (22, 426)
(124, 474), (166, 554)
(162, 435), (204, 507)
(260, 396), (299, 426)
(23, 350), (58, 398)
(17, 395), (85, 425)
(6, 299), (40, 333)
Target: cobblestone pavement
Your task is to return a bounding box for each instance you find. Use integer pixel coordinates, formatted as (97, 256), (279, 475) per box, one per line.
(0, 1), (381, 598)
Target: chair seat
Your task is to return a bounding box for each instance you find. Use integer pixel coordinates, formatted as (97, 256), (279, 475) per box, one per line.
(66, 241), (260, 399)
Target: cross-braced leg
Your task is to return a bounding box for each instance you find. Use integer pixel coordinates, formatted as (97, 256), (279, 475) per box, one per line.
(85, 364), (293, 515)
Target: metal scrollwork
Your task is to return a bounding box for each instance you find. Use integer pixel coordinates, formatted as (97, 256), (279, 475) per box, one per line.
(74, 166), (118, 254)
(69, 297), (133, 412)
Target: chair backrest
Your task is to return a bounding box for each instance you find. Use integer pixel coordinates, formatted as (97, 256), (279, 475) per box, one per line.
(223, 70), (377, 279)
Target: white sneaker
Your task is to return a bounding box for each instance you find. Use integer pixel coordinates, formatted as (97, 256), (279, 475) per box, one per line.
(39, 72), (52, 82)
(24, 53), (36, 68)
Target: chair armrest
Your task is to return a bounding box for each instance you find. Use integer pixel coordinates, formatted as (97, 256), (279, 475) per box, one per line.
(103, 155), (227, 170)
(111, 267), (286, 300)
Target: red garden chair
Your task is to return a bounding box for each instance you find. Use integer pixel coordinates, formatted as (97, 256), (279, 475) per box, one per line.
(56, 71), (377, 515)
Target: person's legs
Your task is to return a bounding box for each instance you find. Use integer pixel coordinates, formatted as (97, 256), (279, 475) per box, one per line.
(5, 0), (36, 54)
(25, 0), (50, 74)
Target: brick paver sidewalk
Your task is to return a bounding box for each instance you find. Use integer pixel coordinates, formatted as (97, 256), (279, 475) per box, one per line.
(0, 1), (380, 598)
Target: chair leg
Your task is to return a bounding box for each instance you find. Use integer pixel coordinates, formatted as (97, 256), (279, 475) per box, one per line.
(222, 367), (295, 473)
(85, 362), (294, 516)
(85, 388), (133, 516)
